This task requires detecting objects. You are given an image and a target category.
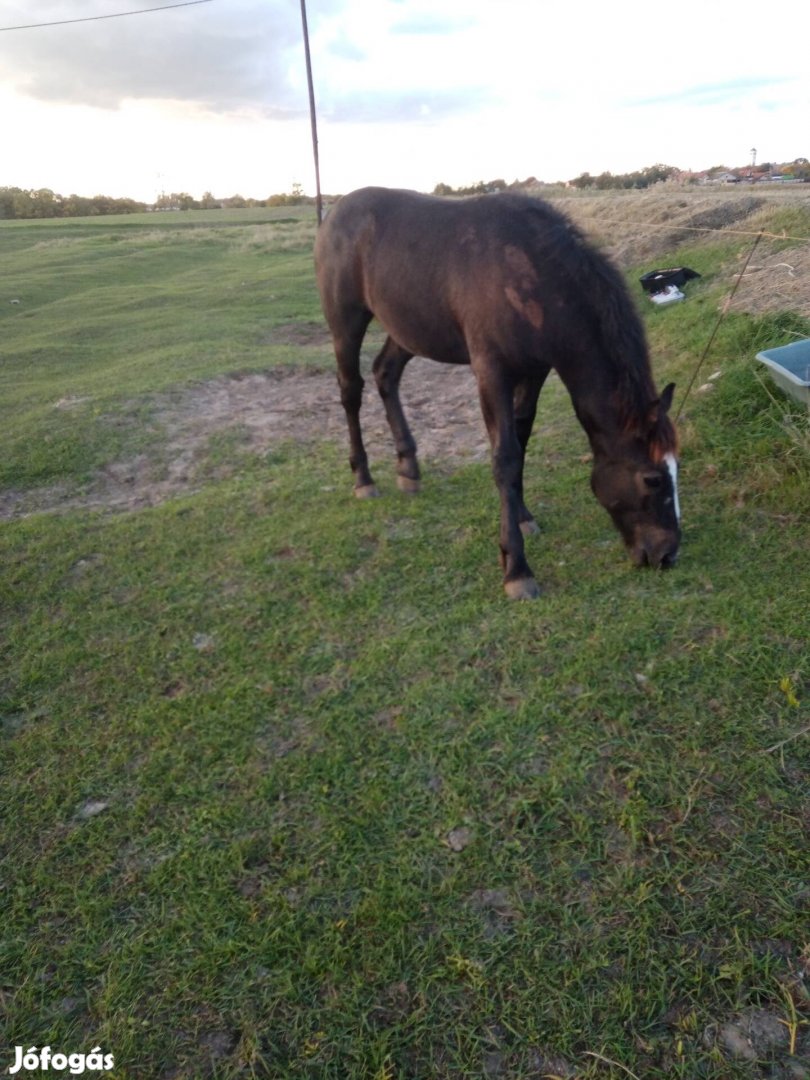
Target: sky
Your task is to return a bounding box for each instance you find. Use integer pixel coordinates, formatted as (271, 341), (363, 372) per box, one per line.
(1, 0), (808, 202)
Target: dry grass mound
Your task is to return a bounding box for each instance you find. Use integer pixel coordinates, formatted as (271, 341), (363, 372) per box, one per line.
(545, 185), (810, 317)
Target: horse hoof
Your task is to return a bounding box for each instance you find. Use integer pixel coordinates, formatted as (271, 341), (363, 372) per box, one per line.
(396, 475), (421, 494)
(354, 484), (380, 499)
(504, 577), (540, 600)
(520, 518), (540, 537)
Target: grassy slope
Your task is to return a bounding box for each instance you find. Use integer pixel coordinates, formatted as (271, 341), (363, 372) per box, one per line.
(1, 202), (808, 1079)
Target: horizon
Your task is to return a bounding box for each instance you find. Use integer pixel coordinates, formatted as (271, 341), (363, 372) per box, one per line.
(4, 154), (808, 208)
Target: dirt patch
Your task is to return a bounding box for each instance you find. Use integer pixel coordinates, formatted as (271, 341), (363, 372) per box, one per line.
(259, 321), (333, 346)
(154, 359), (491, 469)
(705, 1006), (810, 1077)
(0, 360), (492, 519)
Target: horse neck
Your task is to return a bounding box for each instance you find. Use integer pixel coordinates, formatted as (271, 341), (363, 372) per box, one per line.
(558, 354), (654, 462)
(550, 255), (658, 459)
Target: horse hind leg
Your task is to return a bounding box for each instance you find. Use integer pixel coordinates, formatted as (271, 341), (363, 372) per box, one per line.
(372, 337), (420, 493)
(331, 310), (378, 497)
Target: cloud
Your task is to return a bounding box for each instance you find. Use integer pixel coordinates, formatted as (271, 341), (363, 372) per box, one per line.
(0, 0), (486, 124)
(3, 0), (808, 203)
(324, 32), (367, 63)
(322, 85), (493, 124)
(308, 1), (495, 125)
(629, 77), (792, 110)
(0, 0), (332, 112)
(389, 11), (477, 34)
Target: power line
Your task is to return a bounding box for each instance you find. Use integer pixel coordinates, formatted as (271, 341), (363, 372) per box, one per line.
(0, 0), (214, 32)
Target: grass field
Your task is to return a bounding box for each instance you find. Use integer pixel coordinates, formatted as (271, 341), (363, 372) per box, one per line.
(1, 193), (809, 1079)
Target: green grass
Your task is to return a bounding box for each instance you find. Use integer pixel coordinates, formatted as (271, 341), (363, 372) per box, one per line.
(1, 203), (809, 1079)
(0, 208), (324, 490)
(634, 236), (810, 512)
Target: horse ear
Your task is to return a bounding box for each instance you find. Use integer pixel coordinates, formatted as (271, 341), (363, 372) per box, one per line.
(660, 383), (676, 415)
(645, 382), (676, 428)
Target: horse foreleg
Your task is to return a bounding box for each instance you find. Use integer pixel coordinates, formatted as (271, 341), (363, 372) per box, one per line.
(372, 337), (419, 493)
(476, 363), (540, 600)
(333, 314), (377, 497)
(514, 369), (550, 536)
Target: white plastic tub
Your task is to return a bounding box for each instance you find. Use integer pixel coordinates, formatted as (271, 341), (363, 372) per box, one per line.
(756, 339), (810, 406)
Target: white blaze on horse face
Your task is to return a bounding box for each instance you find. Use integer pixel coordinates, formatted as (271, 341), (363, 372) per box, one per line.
(664, 453), (681, 522)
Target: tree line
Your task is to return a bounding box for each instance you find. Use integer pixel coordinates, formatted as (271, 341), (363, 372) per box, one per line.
(434, 159), (810, 196)
(154, 183), (313, 212)
(0, 187), (148, 219)
(0, 184), (315, 220)
(431, 168), (680, 196)
(568, 158), (810, 188)
(432, 179), (511, 196)
(567, 163), (680, 190)
(5, 158), (808, 220)
(433, 164), (683, 194)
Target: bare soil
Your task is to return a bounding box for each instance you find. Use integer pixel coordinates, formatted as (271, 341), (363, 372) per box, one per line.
(0, 360), (491, 519)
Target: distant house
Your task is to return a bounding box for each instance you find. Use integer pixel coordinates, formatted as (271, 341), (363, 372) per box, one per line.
(702, 171), (739, 184)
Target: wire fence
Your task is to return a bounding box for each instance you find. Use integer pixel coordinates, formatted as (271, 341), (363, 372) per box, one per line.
(591, 219), (810, 245)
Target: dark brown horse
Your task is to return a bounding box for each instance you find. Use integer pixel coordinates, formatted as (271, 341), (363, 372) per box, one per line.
(315, 187), (681, 599)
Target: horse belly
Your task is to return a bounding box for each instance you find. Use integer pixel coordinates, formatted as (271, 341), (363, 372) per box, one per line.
(368, 284), (471, 366)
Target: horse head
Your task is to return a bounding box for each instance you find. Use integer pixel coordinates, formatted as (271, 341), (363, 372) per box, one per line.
(590, 383), (681, 569)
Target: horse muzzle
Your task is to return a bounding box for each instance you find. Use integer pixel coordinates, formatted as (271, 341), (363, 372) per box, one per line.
(635, 547), (679, 570)
(630, 527), (680, 570)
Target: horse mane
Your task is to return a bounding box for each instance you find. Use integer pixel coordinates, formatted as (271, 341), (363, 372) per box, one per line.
(517, 198), (679, 459)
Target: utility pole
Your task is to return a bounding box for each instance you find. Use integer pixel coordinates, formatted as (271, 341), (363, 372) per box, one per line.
(299, 0), (323, 225)
(750, 147), (757, 179)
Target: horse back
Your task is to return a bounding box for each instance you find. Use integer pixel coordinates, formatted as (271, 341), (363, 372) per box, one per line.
(315, 187), (639, 378)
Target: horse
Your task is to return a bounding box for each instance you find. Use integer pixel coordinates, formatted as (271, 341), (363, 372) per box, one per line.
(314, 187), (681, 599)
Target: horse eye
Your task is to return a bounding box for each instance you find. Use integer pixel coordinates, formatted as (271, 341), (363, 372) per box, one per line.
(643, 474), (663, 490)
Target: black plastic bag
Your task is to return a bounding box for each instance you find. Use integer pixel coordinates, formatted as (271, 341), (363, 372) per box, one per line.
(639, 267), (701, 295)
